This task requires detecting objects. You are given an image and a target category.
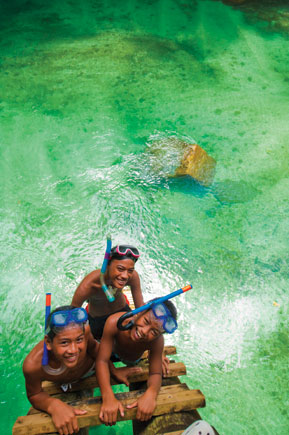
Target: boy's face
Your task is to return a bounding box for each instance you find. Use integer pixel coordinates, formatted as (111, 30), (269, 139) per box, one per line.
(46, 324), (87, 368)
(130, 310), (163, 342)
(108, 258), (135, 289)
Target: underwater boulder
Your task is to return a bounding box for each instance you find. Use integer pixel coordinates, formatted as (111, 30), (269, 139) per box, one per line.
(146, 137), (216, 187)
(174, 144), (216, 187)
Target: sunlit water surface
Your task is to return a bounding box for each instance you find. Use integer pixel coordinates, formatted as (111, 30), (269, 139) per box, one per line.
(0, 1), (288, 434)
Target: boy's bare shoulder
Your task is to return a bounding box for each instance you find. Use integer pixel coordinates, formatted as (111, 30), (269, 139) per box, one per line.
(81, 270), (100, 287)
(23, 342), (43, 376)
(105, 311), (125, 328)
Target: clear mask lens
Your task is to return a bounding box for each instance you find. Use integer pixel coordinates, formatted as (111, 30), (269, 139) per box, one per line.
(53, 312), (67, 326)
(163, 317), (177, 333)
(153, 303), (167, 317)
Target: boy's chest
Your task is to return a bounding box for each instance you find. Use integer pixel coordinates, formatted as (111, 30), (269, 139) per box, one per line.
(42, 354), (94, 383)
(114, 332), (148, 361)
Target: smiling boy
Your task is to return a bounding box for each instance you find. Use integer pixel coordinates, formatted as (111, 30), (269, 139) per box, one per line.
(71, 245), (144, 340)
(96, 300), (177, 426)
(22, 305), (138, 435)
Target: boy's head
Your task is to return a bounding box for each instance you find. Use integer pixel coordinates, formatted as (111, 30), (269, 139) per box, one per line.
(45, 305), (88, 368)
(46, 305), (88, 341)
(107, 245), (139, 289)
(131, 300), (177, 342)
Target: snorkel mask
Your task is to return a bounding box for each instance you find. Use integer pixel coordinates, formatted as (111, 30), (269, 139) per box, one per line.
(111, 245), (140, 260)
(45, 307), (88, 335)
(151, 302), (178, 334)
(117, 284), (192, 332)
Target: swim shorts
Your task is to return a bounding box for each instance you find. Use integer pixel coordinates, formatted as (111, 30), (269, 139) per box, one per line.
(88, 304), (131, 340)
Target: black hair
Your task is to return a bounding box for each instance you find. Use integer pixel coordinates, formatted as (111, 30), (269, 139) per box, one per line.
(109, 245), (139, 264)
(46, 305), (83, 341)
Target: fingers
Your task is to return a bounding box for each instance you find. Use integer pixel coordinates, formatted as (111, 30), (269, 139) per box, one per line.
(59, 419), (77, 435)
(126, 400), (138, 409)
(74, 408), (87, 415)
(131, 367), (142, 374)
(162, 356), (170, 377)
(136, 409), (152, 421)
(119, 402), (125, 418)
(99, 405), (123, 426)
(67, 421), (75, 435)
(71, 415), (80, 434)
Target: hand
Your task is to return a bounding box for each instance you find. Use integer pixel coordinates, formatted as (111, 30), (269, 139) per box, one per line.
(127, 391), (156, 421)
(111, 366), (143, 386)
(162, 355), (170, 377)
(99, 397), (124, 426)
(49, 400), (87, 435)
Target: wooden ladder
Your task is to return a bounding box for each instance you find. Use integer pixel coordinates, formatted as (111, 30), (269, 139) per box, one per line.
(13, 345), (206, 435)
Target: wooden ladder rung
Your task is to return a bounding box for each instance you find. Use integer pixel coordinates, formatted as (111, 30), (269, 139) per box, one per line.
(13, 385), (205, 435)
(41, 361), (185, 395)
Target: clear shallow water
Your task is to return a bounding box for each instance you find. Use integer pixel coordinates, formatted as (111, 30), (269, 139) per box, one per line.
(0, 0), (288, 434)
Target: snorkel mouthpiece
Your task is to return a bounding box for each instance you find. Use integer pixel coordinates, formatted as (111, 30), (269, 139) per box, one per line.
(100, 236), (115, 302)
(117, 284), (192, 331)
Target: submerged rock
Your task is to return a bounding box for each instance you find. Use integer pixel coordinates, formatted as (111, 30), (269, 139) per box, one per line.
(174, 144), (216, 187)
(147, 137), (216, 187)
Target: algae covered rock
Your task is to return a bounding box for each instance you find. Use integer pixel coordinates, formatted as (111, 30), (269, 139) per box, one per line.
(146, 137), (216, 187)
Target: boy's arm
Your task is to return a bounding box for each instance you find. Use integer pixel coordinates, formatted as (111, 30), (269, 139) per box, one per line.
(95, 314), (125, 425)
(127, 335), (164, 421)
(86, 325), (136, 387)
(85, 325), (100, 359)
(23, 360), (86, 435)
(71, 271), (96, 307)
(129, 271), (144, 308)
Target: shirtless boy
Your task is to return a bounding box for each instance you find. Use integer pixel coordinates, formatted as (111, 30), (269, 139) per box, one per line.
(96, 299), (178, 426)
(23, 305), (137, 435)
(72, 245), (144, 340)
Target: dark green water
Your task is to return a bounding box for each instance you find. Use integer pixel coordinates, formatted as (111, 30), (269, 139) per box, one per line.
(0, 1), (288, 434)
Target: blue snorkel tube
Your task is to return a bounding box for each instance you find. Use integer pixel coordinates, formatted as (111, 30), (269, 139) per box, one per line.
(42, 292), (51, 366)
(100, 236), (115, 302)
(117, 284), (192, 330)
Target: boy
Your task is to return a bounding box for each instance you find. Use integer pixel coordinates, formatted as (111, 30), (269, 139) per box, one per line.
(96, 299), (178, 426)
(72, 245), (144, 340)
(23, 305), (139, 435)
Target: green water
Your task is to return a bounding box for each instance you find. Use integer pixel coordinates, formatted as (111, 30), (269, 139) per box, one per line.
(0, 0), (288, 434)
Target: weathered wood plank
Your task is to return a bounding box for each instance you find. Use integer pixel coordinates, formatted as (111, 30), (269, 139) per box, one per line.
(41, 361), (185, 395)
(13, 387), (205, 435)
(142, 345), (176, 359)
(29, 383), (190, 415)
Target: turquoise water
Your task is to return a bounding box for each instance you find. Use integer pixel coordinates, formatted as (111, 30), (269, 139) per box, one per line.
(1, 0), (289, 433)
